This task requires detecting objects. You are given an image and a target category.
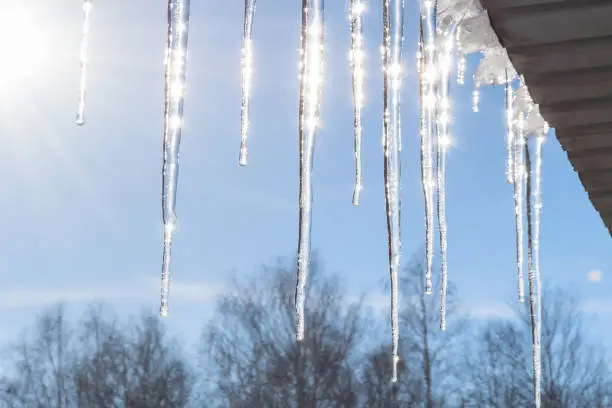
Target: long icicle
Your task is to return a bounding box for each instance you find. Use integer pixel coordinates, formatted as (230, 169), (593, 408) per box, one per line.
(160, 0), (191, 317)
(238, 0), (257, 166)
(505, 73), (515, 184)
(382, 0), (404, 383)
(349, 0), (366, 205)
(513, 111), (526, 303)
(295, 0), (325, 342)
(420, 0), (437, 294)
(525, 138), (542, 408)
(76, 0), (93, 125)
(532, 129), (545, 408)
(437, 28), (453, 331)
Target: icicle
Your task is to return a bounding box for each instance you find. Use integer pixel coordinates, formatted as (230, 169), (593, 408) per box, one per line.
(457, 52), (465, 86)
(525, 139), (542, 408)
(533, 133), (545, 273)
(513, 111), (526, 303)
(505, 73), (515, 184)
(472, 85), (479, 112)
(437, 27), (454, 331)
(160, 0), (191, 318)
(295, 0), (325, 342)
(239, 0), (257, 166)
(382, 0), (404, 383)
(456, 27), (465, 86)
(76, 0), (93, 126)
(420, 0), (437, 296)
(349, 0), (366, 205)
(532, 129), (545, 408)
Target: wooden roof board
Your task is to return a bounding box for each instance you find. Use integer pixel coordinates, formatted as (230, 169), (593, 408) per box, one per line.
(481, 0), (612, 235)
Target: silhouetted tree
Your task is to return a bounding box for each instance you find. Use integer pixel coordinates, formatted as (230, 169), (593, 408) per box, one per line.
(360, 254), (469, 407)
(199, 257), (367, 407)
(466, 288), (612, 408)
(0, 304), (194, 408)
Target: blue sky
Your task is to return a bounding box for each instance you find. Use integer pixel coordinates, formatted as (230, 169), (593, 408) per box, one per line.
(0, 0), (610, 351)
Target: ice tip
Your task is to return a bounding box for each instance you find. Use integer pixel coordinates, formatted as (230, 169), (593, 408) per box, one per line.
(238, 148), (248, 167)
(75, 117), (85, 126)
(352, 185), (362, 206)
(159, 305), (168, 318)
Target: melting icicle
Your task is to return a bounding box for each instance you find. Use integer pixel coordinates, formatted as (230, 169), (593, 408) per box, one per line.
(472, 85), (479, 112)
(505, 74), (515, 184)
(160, 0), (191, 318)
(419, 0), (437, 295)
(533, 133), (545, 288)
(457, 52), (465, 86)
(525, 139), (542, 408)
(532, 129), (546, 408)
(76, 0), (93, 126)
(456, 27), (465, 86)
(382, 0), (404, 383)
(295, 0), (325, 342)
(349, 0), (366, 205)
(239, 0), (257, 166)
(513, 112), (525, 303)
(436, 27), (454, 331)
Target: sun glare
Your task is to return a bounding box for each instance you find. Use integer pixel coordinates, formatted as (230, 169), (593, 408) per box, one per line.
(0, 7), (48, 88)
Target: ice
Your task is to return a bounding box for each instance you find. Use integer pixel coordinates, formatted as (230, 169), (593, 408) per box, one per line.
(436, 26), (454, 331)
(505, 76), (515, 184)
(239, 0), (257, 166)
(382, 0), (404, 383)
(295, 0), (325, 342)
(76, 0), (93, 126)
(349, 0), (366, 206)
(420, 0), (437, 296)
(160, 0), (191, 318)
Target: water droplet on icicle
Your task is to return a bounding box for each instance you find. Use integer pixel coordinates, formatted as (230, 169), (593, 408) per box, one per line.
(239, 0), (257, 166)
(295, 0), (325, 342)
(349, 0), (366, 206)
(383, 0), (404, 383)
(76, 0), (93, 126)
(160, 0), (191, 318)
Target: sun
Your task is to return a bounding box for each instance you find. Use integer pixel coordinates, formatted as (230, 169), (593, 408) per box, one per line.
(0, 6), (48, 89)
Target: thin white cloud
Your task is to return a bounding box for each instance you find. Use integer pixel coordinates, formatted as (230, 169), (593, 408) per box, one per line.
(0, 277), (226, 309)
(580, 298), (612, 315)
(351, 294), (519, 321)
(466, 303), (516, 320)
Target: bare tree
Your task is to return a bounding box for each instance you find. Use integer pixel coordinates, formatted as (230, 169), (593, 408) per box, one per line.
(199, 256), (367, 407)
(360, 255), (469, 407)
(466, 288), (612, 408)
(0, 304), (194, 408)
(463, 321), (531, 407)
(0, 305), (76, 408)
(359, 344), (422, 407)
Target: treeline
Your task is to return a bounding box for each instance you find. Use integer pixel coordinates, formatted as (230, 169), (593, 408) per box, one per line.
(1, 255), (610, 407)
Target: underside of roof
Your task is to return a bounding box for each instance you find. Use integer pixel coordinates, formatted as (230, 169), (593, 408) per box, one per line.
(481, 0), (612, 235)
